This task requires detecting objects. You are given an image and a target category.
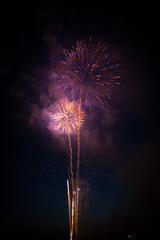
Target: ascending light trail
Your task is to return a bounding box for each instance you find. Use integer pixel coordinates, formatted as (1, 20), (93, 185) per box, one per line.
(68, 133), (74, 196)
(67, 179), (72, 240)
(75, 98), (81, 237)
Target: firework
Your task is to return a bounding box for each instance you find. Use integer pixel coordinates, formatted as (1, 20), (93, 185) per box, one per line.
(48, 98), (84, 134)
(48, 98), (84, 240)
(57, 38), (120, 107)
(48, 39), (120, 240)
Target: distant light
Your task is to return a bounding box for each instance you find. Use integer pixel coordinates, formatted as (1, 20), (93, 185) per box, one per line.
(128, 235), (134, 239)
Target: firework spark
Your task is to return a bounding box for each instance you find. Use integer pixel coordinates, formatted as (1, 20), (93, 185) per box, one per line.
(48, 98), (84, 134)
(57, 38), (120, 107)
(67, 179), (72, 239)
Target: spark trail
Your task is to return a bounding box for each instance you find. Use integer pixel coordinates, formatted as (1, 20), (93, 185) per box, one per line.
(67, 179), (72, 240)
(68, 133), (74, 195)
(75, 98), (81, 237)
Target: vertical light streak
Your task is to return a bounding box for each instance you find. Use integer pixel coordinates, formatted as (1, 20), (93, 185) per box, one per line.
(67, 134), (74, 240)
(71, 195), (75, 240)
(68, 133), (74, 192)
(75, 97), (81, 239)
(67, 179), (72, 240)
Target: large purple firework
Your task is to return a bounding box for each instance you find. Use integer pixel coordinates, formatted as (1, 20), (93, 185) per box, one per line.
(57, 39), (120, 108)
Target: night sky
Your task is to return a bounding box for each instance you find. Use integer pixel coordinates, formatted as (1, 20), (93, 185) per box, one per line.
(2, 2), (160, 240)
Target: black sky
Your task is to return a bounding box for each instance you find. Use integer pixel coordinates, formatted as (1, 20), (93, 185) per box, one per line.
(1, 1), (160, 240)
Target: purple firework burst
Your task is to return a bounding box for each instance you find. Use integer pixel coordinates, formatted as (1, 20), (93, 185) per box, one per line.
(57, 39), (120, 108)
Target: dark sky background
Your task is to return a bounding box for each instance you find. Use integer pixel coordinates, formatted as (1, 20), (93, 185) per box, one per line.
(1, 1), (160, 240)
